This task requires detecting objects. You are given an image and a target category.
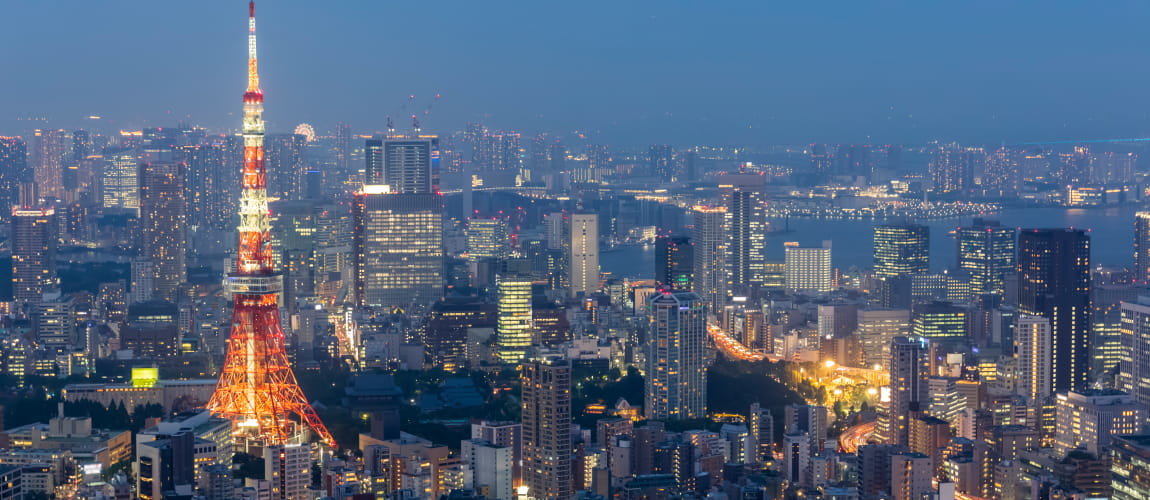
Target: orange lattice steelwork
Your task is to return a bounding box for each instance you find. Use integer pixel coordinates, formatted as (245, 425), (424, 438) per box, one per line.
(206, 1), (336, 449)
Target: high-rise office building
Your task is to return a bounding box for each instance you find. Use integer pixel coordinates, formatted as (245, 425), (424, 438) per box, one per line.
(873, 223), (929, 278)
(101, 147), (140, 210)
(1121, 296), (1150, 408)
(138, 161), (187, 303)
(858, 309), (911, 369)
(885, 337), (929, 446)
(726, 188), (766, 291)
(366, 136), (439, 194)
(521, 357), (572, 499)
(692, 206), (728, 310)
(496, 273), (533, 364)
(655, 235), (693, 291)
(569, 213), (599, 297)
(957, 218), (1016, 296)
(353, 188), (444, 310)
(1136, 212), (1150, 284)
(1014, 314), (1053, 402)
(645, 291), (708, 420)
(910, 302), (967, 340)
(12, 207), (58, 312)
(423, 298), (497, 371)
(0, 137), (30, 219)
(784, 241), (833, 292)
(1017, 228), (1091, 393)
(467, 218), (508, 261)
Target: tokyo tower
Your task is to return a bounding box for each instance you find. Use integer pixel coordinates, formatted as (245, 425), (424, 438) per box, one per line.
(206, 1), (337, 449)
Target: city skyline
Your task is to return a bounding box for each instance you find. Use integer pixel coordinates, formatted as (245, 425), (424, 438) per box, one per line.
(4, 2), (1150, 145)
(7, 2), (1150, 499)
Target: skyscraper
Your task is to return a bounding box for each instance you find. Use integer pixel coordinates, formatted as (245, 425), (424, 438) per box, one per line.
(138, 161), (187, 303)
(1014, 314), (1053, 402)
(521, 356), (572, 499)
(692, 206), (728, 310)
(353, 188), (444, 310)
(655, 235), (693, 291)
(858, 309), (911, 369)
(885, 337), (929, 446)
(1017, 228), (1091, 393)
(726, 188), (766, 291)
(957, 218), (1016, 296)
(784, 241), (832, 292)
(873, 223), (929, 278)
(467, 218), (508, 261)
(0, 137), (30, 219)
(366, 136), (439, 194)
(496, 272), (532, 364)
(11, 207), (57, 313)
(569, 213), (599, 297)
(645, 291), (708, 420)
(101, 147), (140, 210)
(1135, 212), (1150, 284)
(32, 129), (68, 199)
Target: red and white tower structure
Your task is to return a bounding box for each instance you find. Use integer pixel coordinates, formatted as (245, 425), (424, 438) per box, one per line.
(207, 1), (336, 449)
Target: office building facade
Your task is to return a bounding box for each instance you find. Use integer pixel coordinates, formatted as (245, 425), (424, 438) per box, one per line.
(521, 357), (572, 499)
(645, 291), (708, 420)
(353, 190), (444, 310)
(1017, 228), (1091, 393)
(873, 223), (929, 278)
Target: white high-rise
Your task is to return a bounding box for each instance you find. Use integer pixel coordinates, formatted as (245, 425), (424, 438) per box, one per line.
(784, 241), (833, 292)
(569, 213), (599, 297)
(1014, 314), (1053, 402)
(265, 443), (311, 500)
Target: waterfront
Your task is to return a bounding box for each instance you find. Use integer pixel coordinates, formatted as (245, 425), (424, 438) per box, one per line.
(601, 205), (1146, 279)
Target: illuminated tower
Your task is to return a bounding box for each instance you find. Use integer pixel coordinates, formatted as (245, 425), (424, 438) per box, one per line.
(207, 1), (336, 449)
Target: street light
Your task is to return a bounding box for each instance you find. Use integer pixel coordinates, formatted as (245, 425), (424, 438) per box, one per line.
(517, 485), (530, 500)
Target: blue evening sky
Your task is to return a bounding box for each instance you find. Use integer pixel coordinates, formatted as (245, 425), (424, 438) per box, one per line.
(3, 1), (1150, 146)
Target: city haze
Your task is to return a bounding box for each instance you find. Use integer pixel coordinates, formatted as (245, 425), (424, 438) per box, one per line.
(3, 1), (1150, 144)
